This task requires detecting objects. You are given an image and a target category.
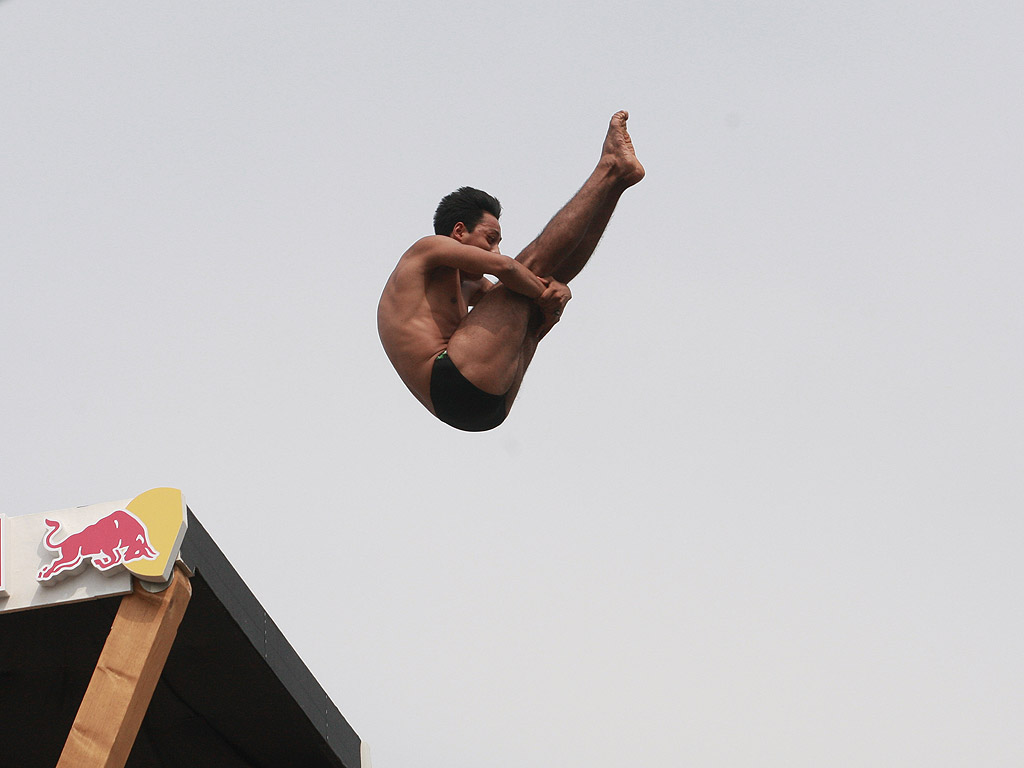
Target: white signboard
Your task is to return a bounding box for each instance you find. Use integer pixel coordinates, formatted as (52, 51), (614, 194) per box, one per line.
(0, 515), (7, 598)
(0, 500), (134, 614)
(0, 488), (187, 614)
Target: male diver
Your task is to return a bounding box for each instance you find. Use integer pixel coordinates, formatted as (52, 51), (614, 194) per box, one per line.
(377, 111), (645, 431)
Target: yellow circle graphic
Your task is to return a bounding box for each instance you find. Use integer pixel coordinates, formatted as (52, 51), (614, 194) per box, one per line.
(124, 488), (187, 581)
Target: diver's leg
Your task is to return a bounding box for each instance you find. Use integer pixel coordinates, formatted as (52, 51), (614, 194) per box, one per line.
(550, 185), (625, 284)
(445, 285), (543, 397)
(515, 110), (644, 280)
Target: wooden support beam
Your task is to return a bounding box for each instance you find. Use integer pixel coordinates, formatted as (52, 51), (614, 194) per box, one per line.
(57, 566), (192, 768)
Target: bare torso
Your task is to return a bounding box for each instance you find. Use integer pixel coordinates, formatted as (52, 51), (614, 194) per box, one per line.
(377, 241), (472, 412)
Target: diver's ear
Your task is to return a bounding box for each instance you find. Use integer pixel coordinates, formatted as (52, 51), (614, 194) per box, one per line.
(451, 222), (468, 241)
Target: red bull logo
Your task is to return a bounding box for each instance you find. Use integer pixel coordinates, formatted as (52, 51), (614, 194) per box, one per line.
(0, 488), (186, 614)
(37, 509), (159, 582)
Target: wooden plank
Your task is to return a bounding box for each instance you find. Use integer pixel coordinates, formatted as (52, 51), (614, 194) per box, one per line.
(57, 567), (192, 768)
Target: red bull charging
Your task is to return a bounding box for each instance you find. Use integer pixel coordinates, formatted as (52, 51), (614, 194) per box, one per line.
(37, 510), (159, 582)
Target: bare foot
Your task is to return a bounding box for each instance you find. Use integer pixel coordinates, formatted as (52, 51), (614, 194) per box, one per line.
(601, 110), (645, 187)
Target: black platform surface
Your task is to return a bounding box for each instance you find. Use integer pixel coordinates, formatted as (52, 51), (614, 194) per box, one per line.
(0, 509), (362, 768)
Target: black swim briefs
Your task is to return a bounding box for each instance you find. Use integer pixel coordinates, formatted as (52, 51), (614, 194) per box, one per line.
(429, 351), (509, 432)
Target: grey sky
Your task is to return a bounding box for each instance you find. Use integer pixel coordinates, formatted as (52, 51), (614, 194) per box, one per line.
(3, 1), (1022, 765)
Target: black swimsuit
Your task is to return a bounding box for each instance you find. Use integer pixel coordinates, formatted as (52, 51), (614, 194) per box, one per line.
(429, 351), (509, 432)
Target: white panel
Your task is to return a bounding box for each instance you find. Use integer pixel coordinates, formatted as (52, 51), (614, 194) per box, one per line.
(0, 501), (134, 614)
(0, 515), (7, 597)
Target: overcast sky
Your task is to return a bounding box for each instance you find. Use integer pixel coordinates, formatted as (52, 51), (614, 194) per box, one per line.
(3, 1), (1022, 765)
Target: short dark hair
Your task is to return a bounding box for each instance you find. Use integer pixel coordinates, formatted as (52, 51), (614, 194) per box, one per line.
(433, 186), (502, 236)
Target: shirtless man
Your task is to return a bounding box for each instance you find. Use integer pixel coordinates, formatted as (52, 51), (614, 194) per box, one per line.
(377, 111), (645, 431)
